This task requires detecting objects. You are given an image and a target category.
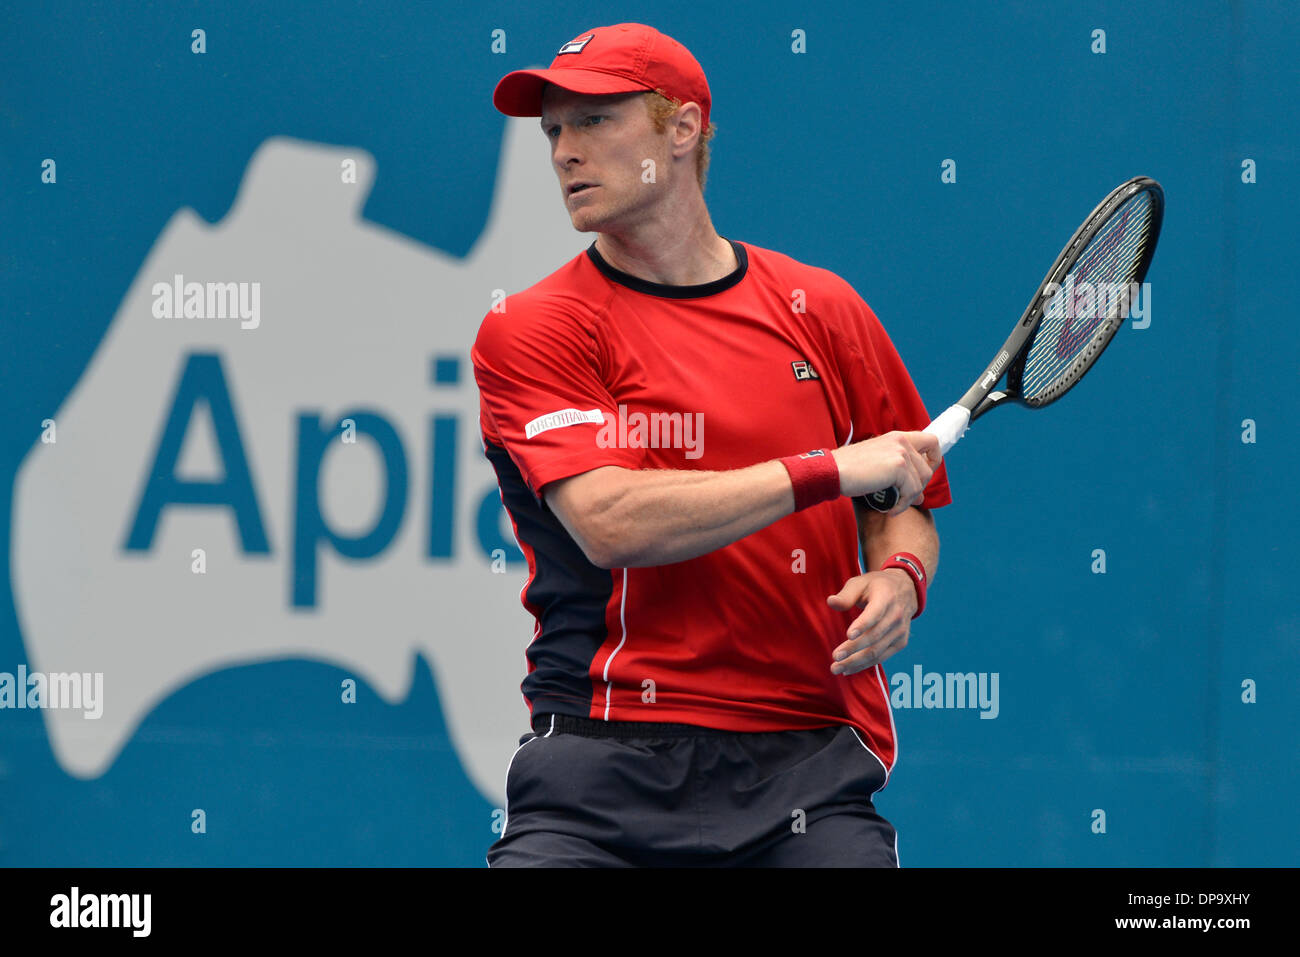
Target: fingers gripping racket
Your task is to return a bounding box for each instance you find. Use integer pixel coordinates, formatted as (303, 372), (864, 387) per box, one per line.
(865, 175), (1165, 512)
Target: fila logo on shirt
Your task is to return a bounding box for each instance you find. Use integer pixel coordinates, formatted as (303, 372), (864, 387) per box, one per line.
(791, 360), (820, 381)
(557, 34), (594, 55)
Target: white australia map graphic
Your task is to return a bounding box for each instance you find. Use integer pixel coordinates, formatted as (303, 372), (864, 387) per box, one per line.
(12, 120), (587, 803)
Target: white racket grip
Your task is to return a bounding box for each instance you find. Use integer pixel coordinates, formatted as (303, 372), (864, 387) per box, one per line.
(925, 404), (971, 457)
(862, 404), (969, 512)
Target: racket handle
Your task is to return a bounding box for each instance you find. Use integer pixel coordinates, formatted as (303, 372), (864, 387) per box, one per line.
(862, 405), (971, 513)
(863, 486), (901, 512)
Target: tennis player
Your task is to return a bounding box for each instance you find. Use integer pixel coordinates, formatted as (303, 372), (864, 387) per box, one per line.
(473, 22), (950, 867)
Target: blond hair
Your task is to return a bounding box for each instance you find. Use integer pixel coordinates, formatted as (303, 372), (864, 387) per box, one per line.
(644, 90), (716, 191)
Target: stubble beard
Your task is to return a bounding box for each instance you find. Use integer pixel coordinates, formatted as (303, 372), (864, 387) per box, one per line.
(569, 177), (660, 236)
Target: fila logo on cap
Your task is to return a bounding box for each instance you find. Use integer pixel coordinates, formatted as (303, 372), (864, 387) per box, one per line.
(557, 34), (594, 55)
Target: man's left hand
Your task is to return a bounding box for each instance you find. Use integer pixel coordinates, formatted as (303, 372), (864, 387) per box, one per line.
(826, 569), (917, 675)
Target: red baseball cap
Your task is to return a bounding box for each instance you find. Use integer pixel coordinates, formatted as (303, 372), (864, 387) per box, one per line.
(493, 23), (711, 130)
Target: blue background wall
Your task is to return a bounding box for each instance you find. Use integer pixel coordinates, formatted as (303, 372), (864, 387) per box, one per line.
(2, 1), (1295, 866)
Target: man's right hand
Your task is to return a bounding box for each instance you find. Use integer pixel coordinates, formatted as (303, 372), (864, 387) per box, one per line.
(832, 431), (942, 515)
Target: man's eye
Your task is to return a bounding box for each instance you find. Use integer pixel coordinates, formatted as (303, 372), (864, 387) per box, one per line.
(545, 116), (602, 138)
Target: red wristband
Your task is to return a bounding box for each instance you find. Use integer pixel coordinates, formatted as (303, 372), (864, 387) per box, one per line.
(882, 552), (927, 619)
(779, 449), (841, 511)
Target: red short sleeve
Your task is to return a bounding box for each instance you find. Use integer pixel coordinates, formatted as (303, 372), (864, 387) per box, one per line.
(832, 292), (953, 509)
(472, 300), (646, 501)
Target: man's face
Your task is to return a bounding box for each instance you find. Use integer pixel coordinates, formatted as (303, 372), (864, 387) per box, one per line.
(539, 85), (671, 233)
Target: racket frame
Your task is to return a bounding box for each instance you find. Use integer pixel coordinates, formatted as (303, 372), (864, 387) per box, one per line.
(961, 175), (1165, 423)
(861, 175), (1164, 514)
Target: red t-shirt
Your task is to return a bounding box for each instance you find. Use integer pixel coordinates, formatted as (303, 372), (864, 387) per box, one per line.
(471, 238), (951, 777)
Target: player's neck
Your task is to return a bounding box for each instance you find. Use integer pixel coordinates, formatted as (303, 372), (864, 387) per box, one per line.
(594, 203), (736, 287)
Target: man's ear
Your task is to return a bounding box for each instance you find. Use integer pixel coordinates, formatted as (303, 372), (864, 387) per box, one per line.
(670, 102), (703, 158)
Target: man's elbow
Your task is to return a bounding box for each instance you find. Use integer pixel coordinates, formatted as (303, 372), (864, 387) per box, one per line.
(577, 505), (650, 568)
(575, 531), (622, 570)
(571, 519), (644, 569)
(543, 469), (638, 569)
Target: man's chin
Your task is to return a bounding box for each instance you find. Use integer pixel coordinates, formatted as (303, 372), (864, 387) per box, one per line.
(568, 211), (603, 233)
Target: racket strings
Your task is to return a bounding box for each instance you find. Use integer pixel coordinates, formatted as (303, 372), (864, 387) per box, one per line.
(1020, 190), (1157, 401)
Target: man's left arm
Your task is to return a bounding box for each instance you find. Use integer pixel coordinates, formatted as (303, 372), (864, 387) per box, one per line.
(826, 501), (939, 676)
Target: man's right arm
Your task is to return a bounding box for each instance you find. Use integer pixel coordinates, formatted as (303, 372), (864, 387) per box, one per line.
(544, 430), (940, 569)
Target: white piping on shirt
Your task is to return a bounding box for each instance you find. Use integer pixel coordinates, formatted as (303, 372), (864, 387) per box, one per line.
(602, 567), (629, 721)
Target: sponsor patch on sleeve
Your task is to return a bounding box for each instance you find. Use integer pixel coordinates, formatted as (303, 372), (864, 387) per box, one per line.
(524, 407), (606, 439)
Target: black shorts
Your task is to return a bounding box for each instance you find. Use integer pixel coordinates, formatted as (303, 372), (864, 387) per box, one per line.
(487, 713), (899, 867)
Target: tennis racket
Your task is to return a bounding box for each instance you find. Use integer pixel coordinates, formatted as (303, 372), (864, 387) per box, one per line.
(865, 175), (1165, 512)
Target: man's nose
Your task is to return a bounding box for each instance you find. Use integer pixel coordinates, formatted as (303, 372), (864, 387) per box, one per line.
(552, 126), (582, 166)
